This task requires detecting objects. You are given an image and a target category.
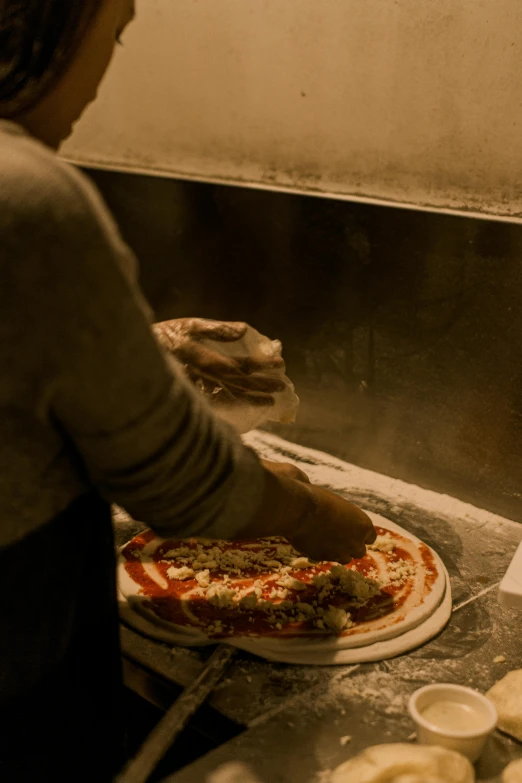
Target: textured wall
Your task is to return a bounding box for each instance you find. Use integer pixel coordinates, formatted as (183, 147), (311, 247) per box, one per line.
(64, 0), (522, 218)
(89, 168), (522, 522)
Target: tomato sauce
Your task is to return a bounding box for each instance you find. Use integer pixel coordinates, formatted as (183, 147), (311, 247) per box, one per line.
(121, 527), (438, 640)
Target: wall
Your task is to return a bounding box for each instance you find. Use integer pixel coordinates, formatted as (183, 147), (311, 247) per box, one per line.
(63, 0), (522, 218)
(88, 168), (522, 523)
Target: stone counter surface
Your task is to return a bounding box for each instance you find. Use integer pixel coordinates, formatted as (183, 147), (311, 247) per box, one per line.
(114, 433), (522, 782)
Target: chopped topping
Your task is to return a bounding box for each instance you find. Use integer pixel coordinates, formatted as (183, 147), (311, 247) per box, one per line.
(239, 593), (259, 610)
(195, 569), (211, 588)
(161, 539), (305, 576)
(277, 574), (307, 591)
(291, 556), (313, 569)
(146, 528), (418, 638)
(329, 565), (381, 601)
(206, 620), (224, 635)
(166, 566), (195, 581)
(164, 546), (192, 559)
(322, 605), (351, 633)
(368, 533), (395, 553)
(386, 559), (416, 583)
(206, 584), (238, 608)
(314, 565), (380, 603)
(295, 602), (316, 618)
(269, 587), (290, 600)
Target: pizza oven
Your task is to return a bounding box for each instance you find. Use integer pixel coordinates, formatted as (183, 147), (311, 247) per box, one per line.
(62, 2), (522, 781)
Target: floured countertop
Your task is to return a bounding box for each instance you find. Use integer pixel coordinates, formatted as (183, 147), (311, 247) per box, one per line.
(114, 432), (522, 782)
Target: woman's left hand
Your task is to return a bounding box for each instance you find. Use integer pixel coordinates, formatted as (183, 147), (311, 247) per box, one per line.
(153, 318), (287, 407)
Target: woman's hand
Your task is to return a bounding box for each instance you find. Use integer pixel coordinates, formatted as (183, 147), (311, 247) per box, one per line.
(287, 484), (376, 562)
(241, 470), (376, 564)
(153, 318), (286, 408)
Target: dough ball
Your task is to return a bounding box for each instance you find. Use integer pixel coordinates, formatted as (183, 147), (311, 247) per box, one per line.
(392, 777), (445, 783)
(502, 759), (522, 783)
(330, 743), (475, 783)
(209, 762), (262, 783)
(486, 669), (522, 742)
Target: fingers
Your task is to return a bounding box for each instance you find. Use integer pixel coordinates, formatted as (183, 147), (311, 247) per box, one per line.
(153, 322), (181, 352)
(174, 342), (241, 375)
(211, 390), (275, 408)
(346, 507), (376, 557)
(187, 319), (248, 342)
(236, 356), (286, 373)
(287, 487), (376, 565)
(221, 373), (287, 394)
(173, 341), (286, 392)
(364, 518), (377, 545)
(347, 541), (367, 560)
(187, 373), (277, 408)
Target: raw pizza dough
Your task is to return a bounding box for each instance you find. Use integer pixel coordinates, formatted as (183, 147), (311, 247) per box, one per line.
(118, 512), (451, 665)
(503, 759), (522, 783)
(330, 743), (474, 783)
(486, 670), (522, 742)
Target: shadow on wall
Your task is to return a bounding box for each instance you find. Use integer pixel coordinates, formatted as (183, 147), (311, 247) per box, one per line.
(87, 168), (522, 523)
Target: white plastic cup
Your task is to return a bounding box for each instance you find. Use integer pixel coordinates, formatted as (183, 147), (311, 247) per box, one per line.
(408, 683), (498, 762)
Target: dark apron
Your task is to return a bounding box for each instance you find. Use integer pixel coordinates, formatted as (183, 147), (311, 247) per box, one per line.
(0, 492), (125, 782)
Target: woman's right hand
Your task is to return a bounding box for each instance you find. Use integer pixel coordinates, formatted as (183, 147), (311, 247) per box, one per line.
(240, 469), (376, 564)
(287, 484), (376, 563)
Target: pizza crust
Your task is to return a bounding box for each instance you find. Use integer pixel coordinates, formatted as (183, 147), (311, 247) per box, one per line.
(117, 512), (451, 665)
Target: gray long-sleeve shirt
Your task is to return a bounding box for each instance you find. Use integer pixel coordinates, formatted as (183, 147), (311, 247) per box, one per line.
(0, 120), (264, 549)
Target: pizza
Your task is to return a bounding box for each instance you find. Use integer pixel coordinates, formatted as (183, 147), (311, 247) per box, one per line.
(118, 513), (451, 664)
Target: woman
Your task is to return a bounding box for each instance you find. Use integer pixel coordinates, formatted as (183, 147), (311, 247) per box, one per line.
(0, 1), (376, 780)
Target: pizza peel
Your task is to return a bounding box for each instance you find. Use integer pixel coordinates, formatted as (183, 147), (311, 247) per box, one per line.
(115, 643), (236, 783)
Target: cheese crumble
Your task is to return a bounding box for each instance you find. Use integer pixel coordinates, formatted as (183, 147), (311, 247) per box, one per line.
(157, 533), (417, 637)
(166, 565), (195, 581)
(368, 533), (395, 553)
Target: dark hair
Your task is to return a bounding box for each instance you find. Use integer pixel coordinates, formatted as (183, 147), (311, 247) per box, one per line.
(0, 0), (104, 117)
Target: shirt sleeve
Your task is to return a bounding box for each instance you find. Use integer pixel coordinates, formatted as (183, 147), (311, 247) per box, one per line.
(11, 152), (265, 540)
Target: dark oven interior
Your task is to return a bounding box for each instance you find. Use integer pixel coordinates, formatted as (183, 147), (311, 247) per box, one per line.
(87, 167), (522, 525)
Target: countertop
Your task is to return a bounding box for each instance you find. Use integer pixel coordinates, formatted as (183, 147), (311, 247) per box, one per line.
(114, 432), (522, 782)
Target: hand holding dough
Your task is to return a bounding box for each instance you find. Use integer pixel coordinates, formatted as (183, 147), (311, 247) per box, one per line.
(198, 323), (299, 433)
(330, 743), (474, 783)
(486, 670), (522, 742)
(153, 318), (294, 430)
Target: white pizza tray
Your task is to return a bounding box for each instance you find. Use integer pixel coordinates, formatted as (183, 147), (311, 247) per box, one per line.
(498, 538), (522, 609)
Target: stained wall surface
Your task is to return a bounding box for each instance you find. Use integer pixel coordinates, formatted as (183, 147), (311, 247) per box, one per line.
(87, 168), (522, 523)
(63, 0), (522, 218)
